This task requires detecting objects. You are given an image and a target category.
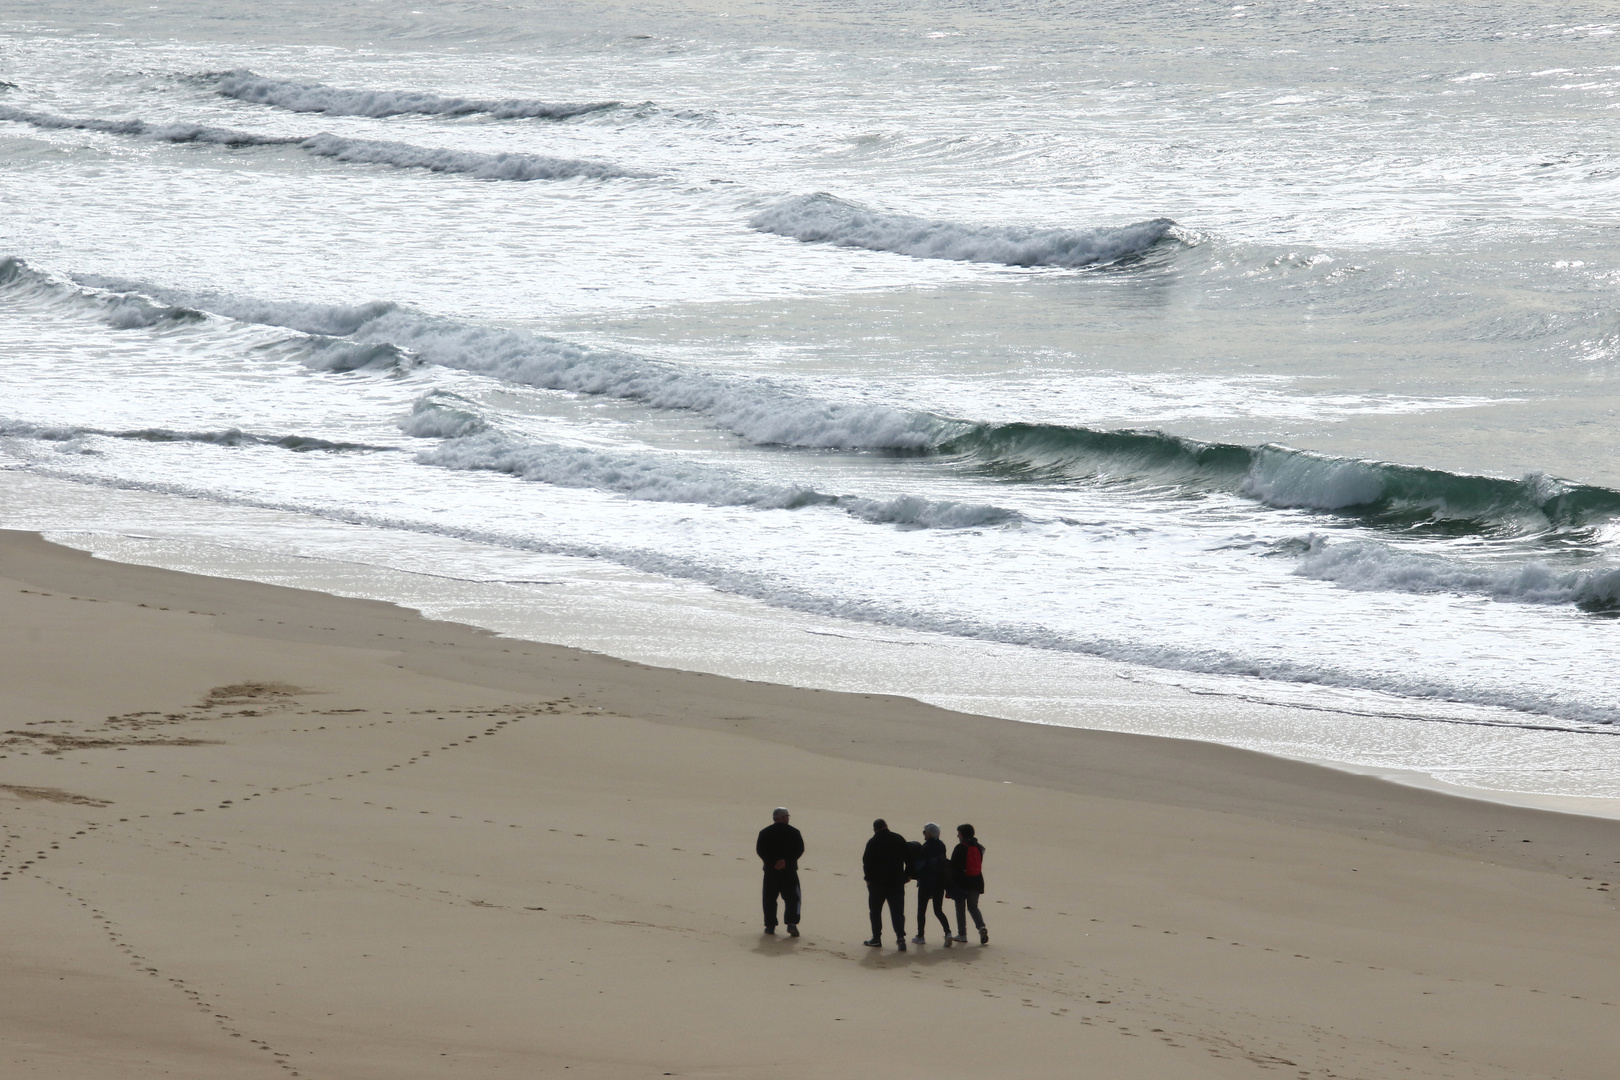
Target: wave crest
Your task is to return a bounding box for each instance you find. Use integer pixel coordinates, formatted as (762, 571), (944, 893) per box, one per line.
(749, 193), (1179, 268)
(0, 257), (206, 328)
(0, 417), (393, 454)
(0, 106), (641, 182)
(940, 422), (1620, 538)
(412, 418), (1018, 528)
(212, 70), (619, 120)
(297, 132), (640, 181)
(1293, 536), (1620, 612)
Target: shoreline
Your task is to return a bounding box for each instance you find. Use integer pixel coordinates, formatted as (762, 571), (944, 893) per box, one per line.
(6, 466), (1617, 809)
(4, 527), (1620, 1077)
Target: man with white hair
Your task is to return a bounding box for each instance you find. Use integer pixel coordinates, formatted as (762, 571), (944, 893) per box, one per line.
(756, 807), (804, 937)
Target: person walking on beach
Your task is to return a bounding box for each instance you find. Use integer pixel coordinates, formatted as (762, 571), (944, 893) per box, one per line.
(862, 818), (910, 951)
(949, 823), (988, 945)
(757, 807), (803, 937)
(910, 822), (952, 946)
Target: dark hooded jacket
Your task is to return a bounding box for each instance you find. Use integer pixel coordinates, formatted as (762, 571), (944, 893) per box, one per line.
(950, 839), (986, 896)
(913, 836), (949, 893)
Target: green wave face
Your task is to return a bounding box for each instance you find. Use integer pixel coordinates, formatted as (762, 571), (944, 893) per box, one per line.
(937, 422), (1620, 540)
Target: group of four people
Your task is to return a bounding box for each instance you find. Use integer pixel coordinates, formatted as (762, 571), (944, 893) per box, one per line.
(756, 808), (988, 952)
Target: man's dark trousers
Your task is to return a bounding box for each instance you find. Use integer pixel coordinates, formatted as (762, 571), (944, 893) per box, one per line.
(763, 868), (801, 929)
(867, 882), (905, 940)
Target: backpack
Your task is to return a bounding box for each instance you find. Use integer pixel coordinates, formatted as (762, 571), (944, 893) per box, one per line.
(904, 840), (924, 879)
(964, 843), (983, 877)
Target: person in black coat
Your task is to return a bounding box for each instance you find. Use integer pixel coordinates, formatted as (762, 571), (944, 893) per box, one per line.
(862, 818), (910, 950)
(948, 822), (988, 945)
(910, 823), (953, 946)
(756, 807), (804, 936)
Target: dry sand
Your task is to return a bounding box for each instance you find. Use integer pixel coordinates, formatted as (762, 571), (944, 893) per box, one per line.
(2, 528), (1618, 1080)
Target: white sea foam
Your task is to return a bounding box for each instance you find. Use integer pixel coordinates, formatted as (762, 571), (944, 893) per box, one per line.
(1293, 536), (1620, 610)
(749, 193), (1178, 268)
(213, 70), (619, 120)
(0, 106), (640, 181)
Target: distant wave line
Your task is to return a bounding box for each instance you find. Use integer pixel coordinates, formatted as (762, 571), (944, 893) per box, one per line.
(749, 193), (1180, 268)
(211, 69), (621, 120)
(0, 105), (645, 181)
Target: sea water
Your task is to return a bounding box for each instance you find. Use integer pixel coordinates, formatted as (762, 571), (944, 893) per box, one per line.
(3, 0), (1619, 799)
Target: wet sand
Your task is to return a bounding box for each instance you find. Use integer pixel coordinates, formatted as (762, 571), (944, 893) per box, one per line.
(3, 528), (1618, 1079)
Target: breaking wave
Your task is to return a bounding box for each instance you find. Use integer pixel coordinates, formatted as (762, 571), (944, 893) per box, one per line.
(749, 193), (1179, 268)
(405, 396), (1018, 529)
(1292, 536), (1620, 612)
(66, 274), (946, 451)
(18, 263), (1620, 549)
(211, 69), (619, 120)
(0, 256), (205, 328)
(937, 423), (1620, 539)
(0, 103), (302, 146)
(295, 337), (417, 373)
(0, 106), (642, 181)
(297, 132), (642, 180)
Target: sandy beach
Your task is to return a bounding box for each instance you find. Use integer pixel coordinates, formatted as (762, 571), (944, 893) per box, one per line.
(2, 527), (1618, 1079)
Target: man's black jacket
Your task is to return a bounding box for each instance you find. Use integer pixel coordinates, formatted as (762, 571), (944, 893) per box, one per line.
(756, 821), (804, 872)
(862, 827), (910, 888)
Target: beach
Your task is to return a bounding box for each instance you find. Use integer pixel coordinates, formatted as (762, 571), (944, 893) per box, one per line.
(4, 527), (1618, 1079)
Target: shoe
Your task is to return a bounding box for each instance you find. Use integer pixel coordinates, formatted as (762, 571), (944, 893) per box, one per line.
(764, 927), (776, 935)
(943, 935), (952, 948)
(863, 937), (882, 947)
(953, 932), (967, 942)
(980, 927), (989, 945)
(787, 924), (800, 938)
(910, 934), (924, 945)
(897, 940), (907, 952)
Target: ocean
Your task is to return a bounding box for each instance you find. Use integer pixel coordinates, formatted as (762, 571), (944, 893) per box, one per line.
(3, 0), (1619, 800)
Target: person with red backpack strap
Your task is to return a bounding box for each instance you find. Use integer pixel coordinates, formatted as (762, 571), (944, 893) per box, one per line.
(948, 823), (988, 945)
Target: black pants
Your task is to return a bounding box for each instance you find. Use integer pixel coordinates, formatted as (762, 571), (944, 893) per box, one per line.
(867, 882), (905, 940)
(954, 891), (985, 932)
(762, 869), (801, 928)
(918, 886), (951, 937)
